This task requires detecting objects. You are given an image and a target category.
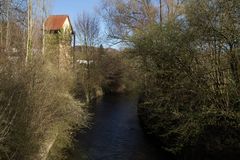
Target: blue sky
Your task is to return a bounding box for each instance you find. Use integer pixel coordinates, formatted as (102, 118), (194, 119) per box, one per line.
(51, 0), (101, 27)
(51, 0), (112, 47)
(52, 0), (100, 21)
(51, 0), (121, 49)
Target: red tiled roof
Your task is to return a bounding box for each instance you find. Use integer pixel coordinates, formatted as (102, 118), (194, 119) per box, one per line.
(44, 15), (73, 32)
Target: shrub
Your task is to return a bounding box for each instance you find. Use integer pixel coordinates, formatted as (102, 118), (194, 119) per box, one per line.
(0, 55), (88, 160)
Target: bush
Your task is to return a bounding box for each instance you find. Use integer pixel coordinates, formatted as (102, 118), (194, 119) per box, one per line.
(0, 55), (88, 160)
(135, 22), (240, 159)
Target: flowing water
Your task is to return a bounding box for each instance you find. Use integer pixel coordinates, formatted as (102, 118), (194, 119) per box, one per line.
(71, 94), (171, 160)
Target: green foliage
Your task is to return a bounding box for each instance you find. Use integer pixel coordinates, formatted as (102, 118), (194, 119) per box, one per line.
(132, 2), (240, 158)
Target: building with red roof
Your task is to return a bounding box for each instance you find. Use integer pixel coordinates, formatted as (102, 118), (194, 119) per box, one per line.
(44, 15), (75, 70)
(44, 15), (74, 34)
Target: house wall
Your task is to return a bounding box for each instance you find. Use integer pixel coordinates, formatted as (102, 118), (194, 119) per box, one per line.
(44, 33), (60, 66)
(59, 42), (72, 70)
(62, 18), (71, 32)
(44, 16), (74, 70)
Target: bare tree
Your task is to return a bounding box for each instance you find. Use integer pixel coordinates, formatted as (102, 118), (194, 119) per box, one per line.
(75, 12), (100, 102)
(5, 0), (10, 53)
(159, 0), (163, 23)
(100, 0), (157, 44)
(26, 0), (33, 63)
(75, 13), (100, 47)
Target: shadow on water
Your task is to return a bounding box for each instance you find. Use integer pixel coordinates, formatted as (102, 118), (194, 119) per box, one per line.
(70, 93), (172, 160)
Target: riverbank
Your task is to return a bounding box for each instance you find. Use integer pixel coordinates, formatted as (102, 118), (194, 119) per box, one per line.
(137, 98), (240, 160)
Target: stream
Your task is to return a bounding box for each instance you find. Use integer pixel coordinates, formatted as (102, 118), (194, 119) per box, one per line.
(70, 94), (171, 160)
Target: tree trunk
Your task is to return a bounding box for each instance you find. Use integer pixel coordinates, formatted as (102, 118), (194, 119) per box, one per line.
(159, 0), (163, 23)
(41, 0), (46, 55)
(229, 44), (240, 89)
(26, 0), (33, 64)
(5, 0), (10, 53)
